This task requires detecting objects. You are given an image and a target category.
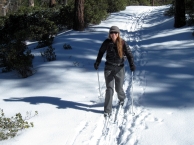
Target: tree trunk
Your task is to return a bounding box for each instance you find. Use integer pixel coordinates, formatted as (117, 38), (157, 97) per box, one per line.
(2, 3), (7, 16)
(64, 0), (67, 5)
(174, 0), (186, 28)
(49, 0), (56, 8)
(0, 4), (3, 16)
(29, 0), (34, 7)
(73, 0), (84, 31)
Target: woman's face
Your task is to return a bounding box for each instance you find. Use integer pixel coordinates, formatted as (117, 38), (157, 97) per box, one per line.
(109, 32), (118, 43)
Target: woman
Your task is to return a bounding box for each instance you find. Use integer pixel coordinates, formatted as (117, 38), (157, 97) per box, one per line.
(94, 26), (136, 117)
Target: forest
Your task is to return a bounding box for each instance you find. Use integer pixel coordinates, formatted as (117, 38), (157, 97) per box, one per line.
(0, 0), (193, 78)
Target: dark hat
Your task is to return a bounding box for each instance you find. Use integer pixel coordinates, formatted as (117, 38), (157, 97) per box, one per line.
(109, 26), (120, 33)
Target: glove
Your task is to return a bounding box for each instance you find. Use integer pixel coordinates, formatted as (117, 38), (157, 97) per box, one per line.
(130, 64), (136, 72)
(94, 62), (99, 70)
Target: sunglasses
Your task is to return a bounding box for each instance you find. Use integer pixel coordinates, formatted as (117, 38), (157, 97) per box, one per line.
(110, 32), (118, 34)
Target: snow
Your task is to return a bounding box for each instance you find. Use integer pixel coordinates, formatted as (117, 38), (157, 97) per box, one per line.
(1, 5), (194, 145)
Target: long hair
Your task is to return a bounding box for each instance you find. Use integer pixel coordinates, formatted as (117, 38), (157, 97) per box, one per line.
(109, 34), (123, 59)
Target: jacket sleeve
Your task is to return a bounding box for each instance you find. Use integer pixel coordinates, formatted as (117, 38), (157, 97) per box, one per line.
(123, 40), (135, 66)
(95, 39), (109, 64)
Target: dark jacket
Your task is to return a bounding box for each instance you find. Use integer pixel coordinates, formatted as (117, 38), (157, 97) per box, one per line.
(95, 38), (135, 67)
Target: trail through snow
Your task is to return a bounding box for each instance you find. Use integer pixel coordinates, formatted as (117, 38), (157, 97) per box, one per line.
(1, 5), (194, 145)
(66, 7), (161, 145)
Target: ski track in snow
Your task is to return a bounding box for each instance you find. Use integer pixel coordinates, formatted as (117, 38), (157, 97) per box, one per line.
(70, 8), (162, 145)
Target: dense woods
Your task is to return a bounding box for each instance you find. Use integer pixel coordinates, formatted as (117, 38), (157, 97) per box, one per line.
(0, 0), (194, 78)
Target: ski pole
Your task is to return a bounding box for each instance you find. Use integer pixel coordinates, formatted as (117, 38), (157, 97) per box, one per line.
(97, 70), (102, 98)
(131, 71), (135, 116)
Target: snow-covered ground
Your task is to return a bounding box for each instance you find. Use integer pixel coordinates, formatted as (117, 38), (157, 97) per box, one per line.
(1, 5), (194, 145)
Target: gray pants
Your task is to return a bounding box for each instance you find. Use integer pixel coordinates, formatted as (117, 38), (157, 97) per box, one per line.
(104, 65), (126, 114)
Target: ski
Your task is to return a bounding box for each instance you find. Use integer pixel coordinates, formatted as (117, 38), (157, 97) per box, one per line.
(114, 104), (122, 124)
(102, 102), (124, 135)
(102, 116), (110, 135)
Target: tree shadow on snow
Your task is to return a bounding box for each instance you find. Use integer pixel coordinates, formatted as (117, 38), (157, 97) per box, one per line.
(135, 8), (194, 109)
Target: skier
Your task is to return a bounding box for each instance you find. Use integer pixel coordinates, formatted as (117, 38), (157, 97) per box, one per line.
(94, 26), (136, 117)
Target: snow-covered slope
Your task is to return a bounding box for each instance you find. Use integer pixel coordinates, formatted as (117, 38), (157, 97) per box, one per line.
(1, 5), (194, 145)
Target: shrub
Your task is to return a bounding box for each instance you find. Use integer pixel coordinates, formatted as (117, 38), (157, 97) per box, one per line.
(107, 0), (128, 13)
(41, 45), (56, 61)
(28, 11), (58, 48)
(0, 13), (29, 44)
(84, 0), (108, 25)
(0, 16), (6, 28)
(129, 0), (139, 5)
(0, 46), (7, 68)
(63, 43), (72, 49)
(138, 0), (150, 5)
(1, 41), (34, 78)
(164, 2), (175, 17)
(0, 109), (38, 141)
(0, 8), (58, 48)
(186, 0), (194, 26)
(55, 5), (74, 30)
